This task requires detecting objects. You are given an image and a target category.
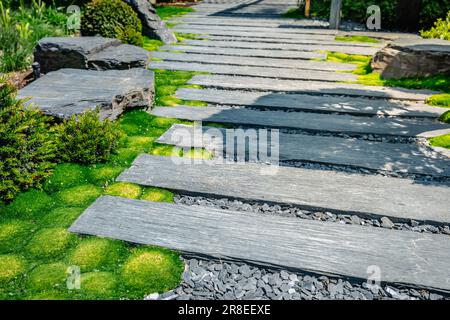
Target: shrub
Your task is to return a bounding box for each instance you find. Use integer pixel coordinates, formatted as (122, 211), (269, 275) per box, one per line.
(0, 79), (57, 202)
(54, 110), (123, 165)
(81, 0), (143, 46)
(421, 11), (450, 40)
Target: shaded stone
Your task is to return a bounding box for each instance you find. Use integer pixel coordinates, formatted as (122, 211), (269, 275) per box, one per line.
(372, 38), (450, 79)
(88, 44), (150, 70)
(123, 0), (177, 43)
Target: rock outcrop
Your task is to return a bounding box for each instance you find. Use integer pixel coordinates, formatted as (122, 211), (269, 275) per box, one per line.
(371, 38), (450, 79)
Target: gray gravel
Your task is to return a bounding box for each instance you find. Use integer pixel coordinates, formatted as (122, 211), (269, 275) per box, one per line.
(174, 195), (450, 236)
(146, 258), (448, 300)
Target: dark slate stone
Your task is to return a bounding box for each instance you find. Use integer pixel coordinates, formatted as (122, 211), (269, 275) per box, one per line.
(123, 0), (177, 43)
(88, 44), (150, 70)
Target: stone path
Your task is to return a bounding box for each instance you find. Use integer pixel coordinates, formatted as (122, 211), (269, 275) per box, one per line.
(70, 195), (450, 293)
(70, 0), (450, 296)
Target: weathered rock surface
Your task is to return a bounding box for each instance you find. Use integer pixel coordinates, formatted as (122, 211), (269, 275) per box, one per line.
(18, 68), (154, 120)
(34, 37), (150, 73)
(123, 0), (177, 43)
(372, 38), (450, 79)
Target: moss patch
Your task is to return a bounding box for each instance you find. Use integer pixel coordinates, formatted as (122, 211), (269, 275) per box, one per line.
(29, 290), (68, 300)
(80, 271), (118, 298)
(439, 110), (450, 123)
(429, 134), (450, 149)
(156, 6), (194, 20)
(68, 238), (126, 272)
(143, 37), (164, 52)
(122, 247), (184, 296)
(57, 184), (102, 207)
(27, 262), (68, 291)
(85, 164), (125, 185)
(141, 187), (174, 203)
(426, 94), (450, 108)
(125, 136), (155, 151)
(0, 220), (35, 253)
(335, 35), (380, 43)
(43, 163), (89, 193)
(39, 207), (84, 228)
(27, 228), (76, 259)
(105, 182), (142, 199)
(0, 255), (26, 283)
(4, 189), (55, 218)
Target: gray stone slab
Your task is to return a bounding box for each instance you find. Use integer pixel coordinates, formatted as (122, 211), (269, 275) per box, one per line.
(157, 123), (450, 177)
(183, 39), (380, 56)
(152, 51), (355, 71)
(176, 88), (444, 118)
(18, 68), (154, 120)
(117, 155), (450, 223)
(188, 75), (437, 101)
(151, 106), (450, 138)
(160, 45), (327, 59)
(87, 44), (150, 70)
(149, 60), (357, 82)
(70, 195), (450, 292)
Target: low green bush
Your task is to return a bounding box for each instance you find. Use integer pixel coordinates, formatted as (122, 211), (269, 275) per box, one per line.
(421, 11), (450, 40)
(0, 79), (57, 202)
(81, 0), (143, 46)
(54, 110), (124, 165)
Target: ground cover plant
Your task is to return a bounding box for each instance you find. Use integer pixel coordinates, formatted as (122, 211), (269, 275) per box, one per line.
(421, 10), (450, 40)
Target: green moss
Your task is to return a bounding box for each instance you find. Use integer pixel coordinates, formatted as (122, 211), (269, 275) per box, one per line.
(43, 163), (89, 193)
(183, 148), (214, 160)
(149, 144), (181, 157)
(86, 164), (125, 185)
(426, 94), (450, 108)
(4, 189), (55, 218)
(151, 57), (163, 61)
(39, 207), (84, 228)
(0, 255), (26, 283)
(27, 262), (67, 291)
(141, 187), (174, 203)
(105, 182), (142, 199)
(109, 148), (140, 167)
(57, 184), (102, 207)
(175, 32), (200, 41)
(356, 73), (450, 92)
(439, 110), (450, 123)
(335, 35), (380, 43)
(282, 7), (304, 19)
(80, 271), (118, 298)
(122, 247), (183, 296)
(27, 228), (76, 259)
(0, 220), (35, 253)
(429, 134), (450, 149)
(143, 37), (164, 52)
(68, 238), (126, 272)
(29, 290), (68, 300)
(156, 6), (194, 20)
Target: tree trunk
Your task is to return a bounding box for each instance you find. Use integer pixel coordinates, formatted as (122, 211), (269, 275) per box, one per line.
(329, 0), (342, 29)
(397, 0), (421, 31)
(305, 0), (310, 17)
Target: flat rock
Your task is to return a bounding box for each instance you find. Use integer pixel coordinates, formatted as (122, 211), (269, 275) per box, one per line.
(149, 61), (357, 82)
(117, 155), (450, 224)
(175, 88), (444, 118)
(123, 0), (177, 43)
(88, 44), (150, 70)
(70, 195), (450, 292)
(188, 75), (437, 101)
(372, 38), (450, 79)
(19, 68), (154, 120)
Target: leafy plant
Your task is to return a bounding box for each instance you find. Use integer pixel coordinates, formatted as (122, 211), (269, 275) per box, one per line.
(81, 0), (143, 46)
(54, 110), (124, 165)
(421, 11), (450, 40)
(0, 78), (57, 202)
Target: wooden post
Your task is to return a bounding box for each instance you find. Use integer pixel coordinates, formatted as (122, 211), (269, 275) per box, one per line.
(305, 0), (311, 18)
(329, 0), (342, 29)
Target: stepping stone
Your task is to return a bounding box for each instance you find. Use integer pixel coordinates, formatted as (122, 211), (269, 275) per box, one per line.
(151, 106), (450, 137)
(188, 75), (437, 101)
(118, 155), (450, 224)
(18, 68), (153, 120)
(152, 51), (356, 71)
(70, 195), (450, 292)
(160, 45), (326, 60)
(183, 39), (380, 56)
(149, 61), (357, 82)
(156, 123), (450, 177)
(176, 88), (444, 118)
(35, 37), (150, 73)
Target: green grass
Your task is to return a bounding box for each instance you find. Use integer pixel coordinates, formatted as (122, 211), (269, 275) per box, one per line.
(105, 182), (142, 199)
(175, 32), (200, 41)
(156, 6), (194, 20)
(335, 35), (380, 43)
(439, 110), (450, 123)
(429, 134), (450, 149)
(321, 51), (372, 75)
(142, 37), (164, 52)
(426, 94), (450, 108)
(282, 7), (304, 19)
(141, 187), (174, 203)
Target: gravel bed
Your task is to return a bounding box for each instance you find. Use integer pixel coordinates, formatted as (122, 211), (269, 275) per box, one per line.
(174, 195), (450, 236)
(146, 258), (448, 300)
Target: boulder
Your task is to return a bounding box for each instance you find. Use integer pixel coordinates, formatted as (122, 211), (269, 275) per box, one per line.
(371, 38), (450, 79)
(18, 68), (154, 120)
(123, 0), (177, 44)
(34, 37), (150, 73)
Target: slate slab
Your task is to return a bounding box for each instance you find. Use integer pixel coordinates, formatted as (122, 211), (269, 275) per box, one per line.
(87, 44), (150, 70)
(69, 195), (450, 292)
(18, 68), (154, 120)
(117, 154), (450, 224)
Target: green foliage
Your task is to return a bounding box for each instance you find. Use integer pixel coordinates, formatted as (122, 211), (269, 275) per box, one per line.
(54, 111), (124, 165)
(155, 5), (194, 20)
(105, 182), (142, 199)
(0, 80), (57, 202)
(80, 271), (118, 297)
(282, 7), (304, 19)
(43, 163), (89, 193)
(81, 0), (143, 46)
(56, 184), (102, 206)
(26, 227), (76, 259)
(420, 1), (450, 30)
(439, 111), (450, 124)
(0, 220), (35, 253)
(141, 187), (174, 203)
(0, 254), (26, 283)
(421, 11), (450, 40)
(143, 36), (164, 52)
(3, 189), (55, 218)
(39, 207), (84, 228)
(429, 134), (450, 149)
(335, 35), (380, 43)
(426, 94), (450, 108)
(324, 51), (372, 75)
(27, 262), (68, 291)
